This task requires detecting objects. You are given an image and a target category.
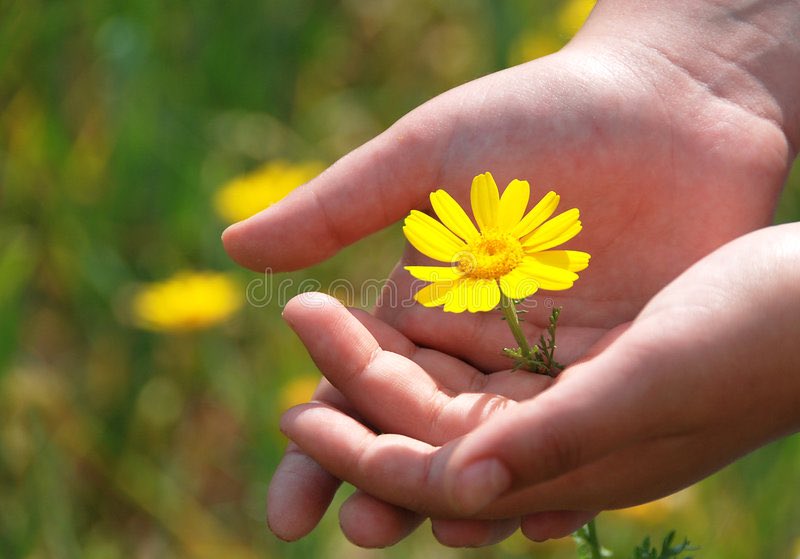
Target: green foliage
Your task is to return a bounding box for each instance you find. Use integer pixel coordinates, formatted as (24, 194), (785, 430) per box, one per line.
(503, 306), (564, 376)
(632, 531), (697, 559)
(573, 521), (696, 559)
(573, 521), (613, 559)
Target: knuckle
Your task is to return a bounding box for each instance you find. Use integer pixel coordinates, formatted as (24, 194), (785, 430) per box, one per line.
(532, 419), (583, 479)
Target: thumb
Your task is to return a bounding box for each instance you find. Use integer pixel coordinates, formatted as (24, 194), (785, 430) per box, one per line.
(221, 110), (449, 273)
(441, 330), (649, 514)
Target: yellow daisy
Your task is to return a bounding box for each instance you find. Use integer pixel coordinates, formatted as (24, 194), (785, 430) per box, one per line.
(214, 160), (324, 224)
(403, 172), (590, 313)
(132, 271), (242, 332)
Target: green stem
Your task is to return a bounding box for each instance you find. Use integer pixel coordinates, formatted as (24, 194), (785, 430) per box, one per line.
(542, 306), (563, 375)
(499, 292), (533, 360)
(586, 519), (603, 559)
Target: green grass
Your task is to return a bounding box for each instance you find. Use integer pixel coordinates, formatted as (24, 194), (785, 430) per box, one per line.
(1, 1), (799, 558)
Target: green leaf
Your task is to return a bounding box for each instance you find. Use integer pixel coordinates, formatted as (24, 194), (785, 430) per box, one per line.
(631, 531), (698, 559)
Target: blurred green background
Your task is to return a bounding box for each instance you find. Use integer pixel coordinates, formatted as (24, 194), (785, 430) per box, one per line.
(2, 1), (799, 558)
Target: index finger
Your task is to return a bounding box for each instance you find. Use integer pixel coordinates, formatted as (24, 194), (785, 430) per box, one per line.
(221, 116), (446, 273)
(282, 292), (552, 443)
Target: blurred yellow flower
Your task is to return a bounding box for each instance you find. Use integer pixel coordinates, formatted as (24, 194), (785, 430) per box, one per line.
(403, 172), (589, 313)
(613, 488), (697, 523)
(508, 33), (562, 65)
(214, 160), (325, 223)
(278, 376), (319, 412)
(132, 272), (242, 332)
(507, 0), (595, 65)
(558, 0), (596, 37)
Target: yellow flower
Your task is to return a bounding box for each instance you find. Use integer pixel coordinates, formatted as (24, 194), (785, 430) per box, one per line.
(403, 172), (589, 313)
(132, 271), (242, 332)
(613, 487), (697, 523)
(508, 32), (563, 65)
(277, 375), (319, 412)
(214, 160), (324, 223)
(507, 1), (596, 65)
(558, 0), (596, 37)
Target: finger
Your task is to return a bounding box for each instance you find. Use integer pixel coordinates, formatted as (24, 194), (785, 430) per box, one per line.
(520, 511), (596, 542)
(349, 307), (553, 400)
(221, 111), (450, 273)
(285, 291), (483, 392)
(279, 398), (678, 520)
(280, 401), (452, 516)
(271, 375), (437, 543)
(267, 378), (348, 540)
(283, 292), (543, 443)
(431, 518), (519, 548)
(281, 402), (583, 520)
(440, 336), (662, 515)
(267, 443), (342, 541)
(285, 293), (552, 441)
(484, 419), (724, 514)
(283, 292), (457, 441)
(338, 490), (424, 548)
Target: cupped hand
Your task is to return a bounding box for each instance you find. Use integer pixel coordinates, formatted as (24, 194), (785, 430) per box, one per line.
(281, 223), (800, 532)
(274, 291), (597, 546)
(225, 0), (793, 390)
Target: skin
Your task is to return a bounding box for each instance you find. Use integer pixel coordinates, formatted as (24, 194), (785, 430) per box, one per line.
(222, 0), (800, 548)
(280, 223), (800, 521)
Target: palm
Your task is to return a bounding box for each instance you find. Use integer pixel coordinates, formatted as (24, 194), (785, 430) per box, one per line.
(375, 45), (786, 369)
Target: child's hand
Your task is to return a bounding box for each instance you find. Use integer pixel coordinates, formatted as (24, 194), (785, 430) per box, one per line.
(272, 291), (596, 546)
(279, 224), (800, 544)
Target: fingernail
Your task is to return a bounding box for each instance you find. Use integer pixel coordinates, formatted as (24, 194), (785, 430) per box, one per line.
(453, 459), (511, 514)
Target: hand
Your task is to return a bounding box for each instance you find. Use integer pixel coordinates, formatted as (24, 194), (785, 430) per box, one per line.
(276, 291), (598, 545)
(225, 0), (795, 376)
(281, 223), (800, 530)
(223, 0), (799, 546)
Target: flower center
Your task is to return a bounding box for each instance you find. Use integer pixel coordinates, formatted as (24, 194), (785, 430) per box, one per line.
(455, 229), (524, 280)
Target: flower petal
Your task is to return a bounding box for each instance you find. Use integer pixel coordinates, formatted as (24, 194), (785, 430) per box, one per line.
(533, 250), (591, 272)
(522, 209), (582, 253)
(403, 210), (466, 262)
(511, 191), (560, 239)
(470, 172), (500, 232)
(467, 278), (501, 313)
(442, 278), (470, 313)
(413, 280), (457, 307)
(499, 268), (540, 300)
(498, 179), (530, 231)
(430, 190), (480, 242)
(514, 255), (580, 291)
(442, 277), (500, 313)
(405, 265), (462, 282)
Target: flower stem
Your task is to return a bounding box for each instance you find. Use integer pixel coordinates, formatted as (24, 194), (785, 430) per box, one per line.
(500, 293), (563, 376)
(586, 519), (603, 559)
(573, 518), (605, 559)
(499, 293), (534, 358)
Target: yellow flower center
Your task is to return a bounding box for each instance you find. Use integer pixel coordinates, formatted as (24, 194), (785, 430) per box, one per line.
(455, 229), (524, 280)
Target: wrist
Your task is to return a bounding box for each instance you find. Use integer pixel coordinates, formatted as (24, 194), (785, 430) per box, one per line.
(574, 0), (800, 154)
